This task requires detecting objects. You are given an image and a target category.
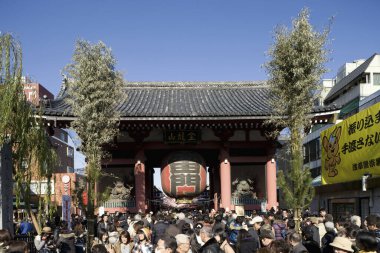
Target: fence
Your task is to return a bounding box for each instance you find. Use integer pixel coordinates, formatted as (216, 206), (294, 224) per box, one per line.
(14, 234), (37, 253)
(231, 197), (265, 205)
(101, 199), (136, 208)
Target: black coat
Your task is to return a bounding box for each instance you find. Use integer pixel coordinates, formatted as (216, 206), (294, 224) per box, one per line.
(152, 221), (169, 245)
(321, 231), (336, 253)
(200, 238), (221, 253)
(292, 243), (308, 253)
(237, 237), (256, 253)
(247, 229), (260, 253)
(303, 240), (320, 253)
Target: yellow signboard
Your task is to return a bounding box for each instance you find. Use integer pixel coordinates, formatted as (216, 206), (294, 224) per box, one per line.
(321, 102), (380, 184)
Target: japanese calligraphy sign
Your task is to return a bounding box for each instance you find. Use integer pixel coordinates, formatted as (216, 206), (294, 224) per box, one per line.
(321, 102), (380, 184)
(161, 151), (207, 198)
(164, 130), (200, 144)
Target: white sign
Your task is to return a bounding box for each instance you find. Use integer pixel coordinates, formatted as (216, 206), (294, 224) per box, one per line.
(30, 181), (55, 195)
(98, 206), (105, 216)
(261, 201), (267, 213)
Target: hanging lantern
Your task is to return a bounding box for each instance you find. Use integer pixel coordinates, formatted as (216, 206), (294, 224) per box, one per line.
(161, 151), (207, 200)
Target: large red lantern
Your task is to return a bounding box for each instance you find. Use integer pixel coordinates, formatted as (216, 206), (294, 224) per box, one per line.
(161, 151), (207, 199)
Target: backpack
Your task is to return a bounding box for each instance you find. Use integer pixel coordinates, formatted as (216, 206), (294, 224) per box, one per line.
(281, 228), (287, 239)
(228, 229), (239, 245)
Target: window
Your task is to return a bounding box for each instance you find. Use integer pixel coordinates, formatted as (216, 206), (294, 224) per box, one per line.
(303, 144), (310, 163)
(67, 147), (74, 158)
(359, 73), (370, 84)
(374, 73), (380, 85)
(60, 131), (68, 142)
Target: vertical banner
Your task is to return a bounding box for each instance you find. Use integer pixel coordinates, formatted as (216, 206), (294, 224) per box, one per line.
(321, 102), (380, 184)
(61, 175), (71, 228)
(62, 195), (71, 228)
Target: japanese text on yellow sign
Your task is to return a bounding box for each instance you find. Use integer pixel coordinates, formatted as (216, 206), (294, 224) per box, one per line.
(321, 102), (380, 184)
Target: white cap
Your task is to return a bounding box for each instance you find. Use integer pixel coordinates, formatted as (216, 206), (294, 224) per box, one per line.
(250, 216), (263, 224)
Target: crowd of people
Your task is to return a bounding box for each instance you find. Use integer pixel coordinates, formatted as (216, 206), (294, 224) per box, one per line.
(1, 208), (380, 253)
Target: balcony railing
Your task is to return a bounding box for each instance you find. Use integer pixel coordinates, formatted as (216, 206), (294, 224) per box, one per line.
(102, 199), (136, 208)
(231, 197), (265, 205)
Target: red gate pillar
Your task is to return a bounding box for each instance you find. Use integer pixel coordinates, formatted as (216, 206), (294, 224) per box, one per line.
(135, 151), (146, 213)
(266, 158), (277, 210)
(219, 149), (231, 211)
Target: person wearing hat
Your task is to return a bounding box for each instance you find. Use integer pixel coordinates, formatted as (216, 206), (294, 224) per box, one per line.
(321, 221), (337, 253)
(132, 228), (153, 253)
(107, 231), (121, 253)
(247, 216), (263, 253)
(259, 230), (275, 249)
(34, 227), (56, 253)
(309, 217), (321, 247)
(57, 221), (76, 253)
(329, 237), (353, 253)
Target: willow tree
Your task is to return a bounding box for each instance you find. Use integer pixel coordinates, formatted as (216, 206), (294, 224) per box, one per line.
(63, 40), (123, 248)
(0, 33), (58, 226)
(264, 9), (330, 227)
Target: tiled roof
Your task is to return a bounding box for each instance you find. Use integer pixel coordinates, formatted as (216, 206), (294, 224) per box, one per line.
(42, 81), (340, 120)
(324, 54), (378, 103)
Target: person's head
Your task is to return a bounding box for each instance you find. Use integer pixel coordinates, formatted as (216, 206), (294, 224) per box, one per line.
(120, 231), (131, 245)
(319, 208), (327, 218)
(270, 239), (290, 253)
(325, 214), (334, 222)
(301, 225), (314, 241)
(329, 237), (353, 253)
(289, 232), (302, 246)
(102, 214), (109, 222)
(235, 216), (244, 225)
(108, 231), (119, 245)
(155, 235), (177, 253)
(194, 222), (203, 236)
(214, 215), (222, 223)
(98, 228), (108, 243)
(237, 229), (251, 242)
(175, 234), (190, 253)
(92, 244), (108, 253)
(137, 228), (150, 242)
(325, 221), (335, 233)
(286, 219), (295, 230)
(133, 220), (145, 232)
(7, 240), (28, 253)
(350, 215), (361, 228)
(0, 229), (12, 246)
(355, 231), (378, 252)
(250, 216), (263, 231)
(199, 225), (213, 243)
(365, 215), (379, 231)
(260, 230), (275, 247)
(213, 228), (227, 244)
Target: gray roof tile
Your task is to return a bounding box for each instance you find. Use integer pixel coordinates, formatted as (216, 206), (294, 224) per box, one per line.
(42, 81), (340, 120)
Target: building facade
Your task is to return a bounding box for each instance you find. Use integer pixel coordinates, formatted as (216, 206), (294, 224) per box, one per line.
(303, 54), (380, 217)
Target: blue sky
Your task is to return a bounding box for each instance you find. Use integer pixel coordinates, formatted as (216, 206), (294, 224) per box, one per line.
(2, 0), (380, 96)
